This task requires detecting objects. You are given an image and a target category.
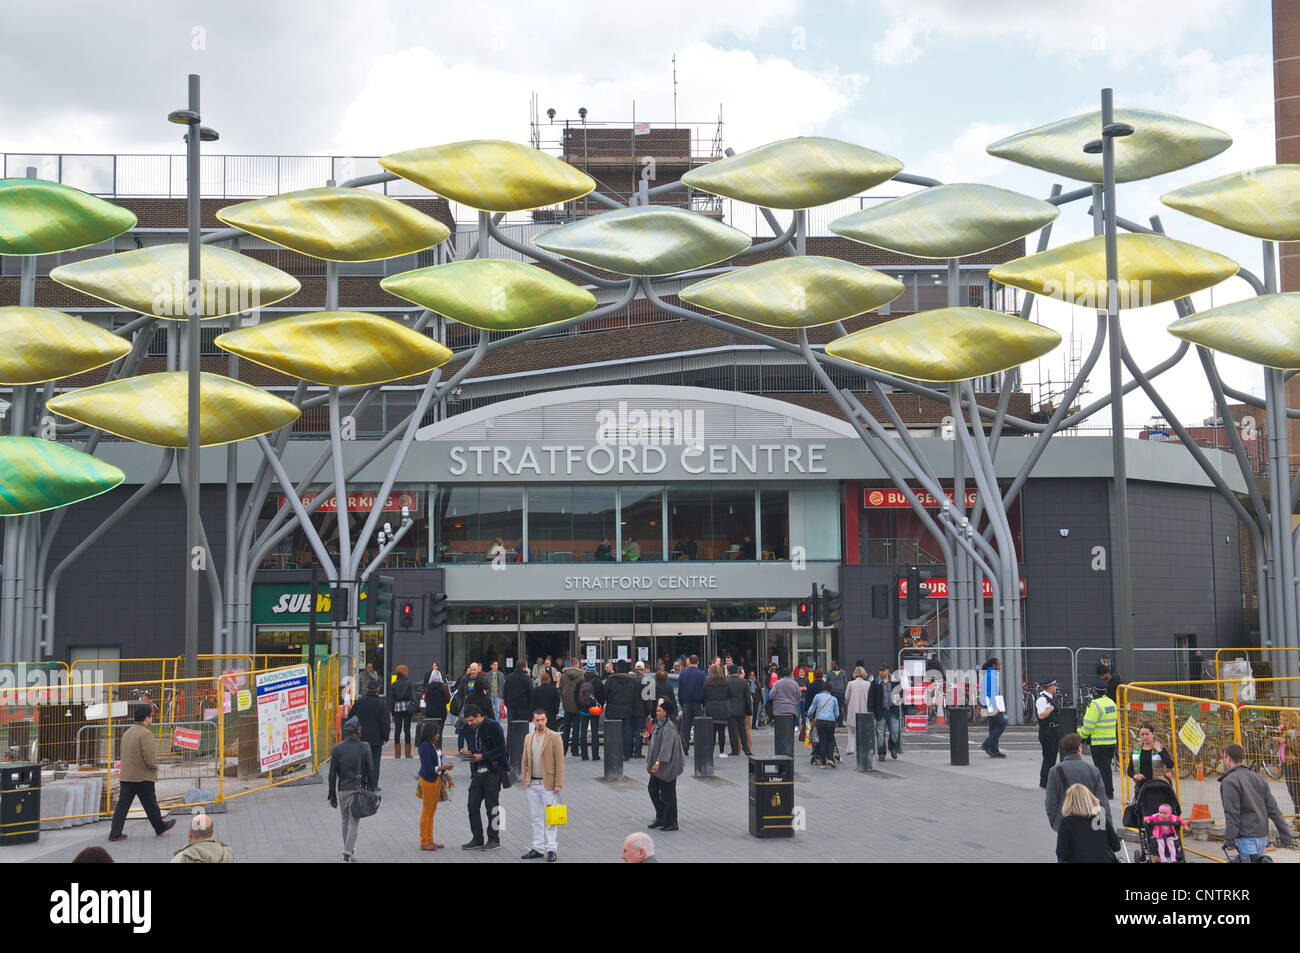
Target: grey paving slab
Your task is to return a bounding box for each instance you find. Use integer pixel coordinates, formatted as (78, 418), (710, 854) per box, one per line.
(6, 726), (1290, 864)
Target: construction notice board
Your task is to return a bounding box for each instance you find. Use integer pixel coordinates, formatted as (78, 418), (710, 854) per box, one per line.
(256, 664), (312, 771)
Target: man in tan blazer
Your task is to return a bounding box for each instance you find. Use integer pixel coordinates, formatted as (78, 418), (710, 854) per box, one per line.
(519, 708), (565, 862)
(108, 703), (178, 842)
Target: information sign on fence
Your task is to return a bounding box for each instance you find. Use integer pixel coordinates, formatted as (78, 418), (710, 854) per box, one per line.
(256, 664), (312, 771)
(1178, 716), (1206, 756)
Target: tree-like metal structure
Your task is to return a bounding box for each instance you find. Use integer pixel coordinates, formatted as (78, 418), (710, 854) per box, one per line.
(1, 81), (1295, 702)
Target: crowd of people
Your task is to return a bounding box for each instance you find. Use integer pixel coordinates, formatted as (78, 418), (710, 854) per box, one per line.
(325, 652), (912, 861)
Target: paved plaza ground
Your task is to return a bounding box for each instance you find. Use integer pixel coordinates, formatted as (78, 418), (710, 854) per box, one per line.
(8, 725), (1296, 863)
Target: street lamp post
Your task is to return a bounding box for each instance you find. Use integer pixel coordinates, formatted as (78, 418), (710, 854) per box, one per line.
(1087, 88), (1135, 678)
(168, 75), (218, 691)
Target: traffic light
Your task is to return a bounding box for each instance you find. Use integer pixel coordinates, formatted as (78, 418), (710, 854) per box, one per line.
(329, 584), (349, 623)
(821, 587), (842, 627)
(428, 591), (448, 628)
(399, 600), (415, 629)
(871, 584), (891, 619)
(797, 599), (811, 627)
(373, 574), (395, 622)
(904, 565), (933, 619)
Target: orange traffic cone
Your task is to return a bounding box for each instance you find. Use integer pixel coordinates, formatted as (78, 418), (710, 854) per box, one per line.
(1189, 764), (1211, 821)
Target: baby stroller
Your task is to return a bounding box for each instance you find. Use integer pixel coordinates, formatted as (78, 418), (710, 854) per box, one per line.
(1125, 777), (1186, 863)
(809, 729), (842, 768)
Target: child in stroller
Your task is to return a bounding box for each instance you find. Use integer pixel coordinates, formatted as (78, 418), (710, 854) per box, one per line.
(1143, 803), (1189, 863)
(1126, 777), (1186, 863)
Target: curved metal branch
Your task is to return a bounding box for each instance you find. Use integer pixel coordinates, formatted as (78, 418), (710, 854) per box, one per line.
(43, 450), (176, 650)
(640, 279), (1046, 432)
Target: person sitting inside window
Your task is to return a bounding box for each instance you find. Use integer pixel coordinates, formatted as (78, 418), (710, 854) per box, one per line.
(594, 537), (614, 561)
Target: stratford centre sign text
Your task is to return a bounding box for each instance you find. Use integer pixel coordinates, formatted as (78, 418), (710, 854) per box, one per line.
(563, 574), (720, 591)
(447, 443), (828, 477)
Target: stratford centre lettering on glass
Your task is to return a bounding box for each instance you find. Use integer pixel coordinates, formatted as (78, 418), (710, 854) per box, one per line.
(446, 444), (827, 477)
(562, 575), (720, 591)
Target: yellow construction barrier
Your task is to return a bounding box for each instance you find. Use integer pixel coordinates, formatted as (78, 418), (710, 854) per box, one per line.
(0, 660), (324, 832)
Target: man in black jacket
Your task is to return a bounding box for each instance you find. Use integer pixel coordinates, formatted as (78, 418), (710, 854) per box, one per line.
(725, 665), (750, 755)
(328, 716), (376, 863)
(504, 661), (534, 723)
(532, 672), (562, 729)
(453, 662), (494, 720)
(460, 704), (508, 851)
(349, 680), (389, 788)
(867, 667), (900, 760)
(603, 662), (641, 759)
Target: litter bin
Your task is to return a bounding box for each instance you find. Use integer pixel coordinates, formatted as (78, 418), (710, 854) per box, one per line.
(0, 762), (40, 846)
(748, 756), (794, 838)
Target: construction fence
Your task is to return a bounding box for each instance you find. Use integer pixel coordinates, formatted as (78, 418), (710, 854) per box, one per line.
(0, 654), (357, 838)
(1118, 677), (1300, 862)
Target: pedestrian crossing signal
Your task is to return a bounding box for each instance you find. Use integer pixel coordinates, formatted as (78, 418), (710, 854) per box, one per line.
(797, 601), (811, 627)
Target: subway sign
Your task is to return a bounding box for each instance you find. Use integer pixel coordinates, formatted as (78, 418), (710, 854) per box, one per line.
(252, 584), (369, 624)
(897, 577), (1026, 598)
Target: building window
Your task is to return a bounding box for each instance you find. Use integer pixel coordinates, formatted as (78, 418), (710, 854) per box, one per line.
(434, 486), (523, 563)
(526, 485), (616, 563)
(761, 490), (790, 560)
(666, 484), (757, 560)
(619, 486), (663, 562)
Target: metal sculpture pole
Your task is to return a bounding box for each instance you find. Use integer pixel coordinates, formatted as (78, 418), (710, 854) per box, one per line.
(1098, 88), (1136, 681)
(182, 74), (203, 687)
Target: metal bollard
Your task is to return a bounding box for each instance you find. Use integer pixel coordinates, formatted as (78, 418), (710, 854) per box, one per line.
(855, 712), (875, 771)
(948, 707), (970, 766)
(603, 719), (623, 779)
(694, 717), (714, 777)
(773, 714), (794, 758)
(507, 719), (527, 774)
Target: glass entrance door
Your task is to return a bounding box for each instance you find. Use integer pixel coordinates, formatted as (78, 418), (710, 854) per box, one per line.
(522, 631), (573, 673)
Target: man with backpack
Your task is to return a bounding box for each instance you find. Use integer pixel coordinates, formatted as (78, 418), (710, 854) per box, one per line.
(560, 660), (586, 756)
(827, 661), (848, 727)
(575, 662), (602, 761)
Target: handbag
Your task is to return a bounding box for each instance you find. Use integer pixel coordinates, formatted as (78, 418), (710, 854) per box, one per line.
(545, 797), (567, 826)
(348, 745), (381, 818)
(440, 774), (453, 802)
(798, 723), (808, 743)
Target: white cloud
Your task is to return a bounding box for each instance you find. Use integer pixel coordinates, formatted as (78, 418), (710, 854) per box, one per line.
(869, 0), (1246, 68)
(333, 42), (867, 158)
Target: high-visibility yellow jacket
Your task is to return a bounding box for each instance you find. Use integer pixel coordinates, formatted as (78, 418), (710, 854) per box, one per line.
(1079, 695), (1118, 746)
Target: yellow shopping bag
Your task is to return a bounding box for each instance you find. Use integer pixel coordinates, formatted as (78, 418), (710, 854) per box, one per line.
(545, 801), (568, 826)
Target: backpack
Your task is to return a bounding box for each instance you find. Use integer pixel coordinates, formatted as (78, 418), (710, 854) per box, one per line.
(448, 684), (465, 717)
(577, 678), (597, 712)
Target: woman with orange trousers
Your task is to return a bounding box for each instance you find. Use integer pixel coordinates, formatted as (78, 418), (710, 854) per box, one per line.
(417, 721), (453, 850)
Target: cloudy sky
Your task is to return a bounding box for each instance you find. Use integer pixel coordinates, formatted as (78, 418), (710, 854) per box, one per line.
(2, 0), (1279, 424)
